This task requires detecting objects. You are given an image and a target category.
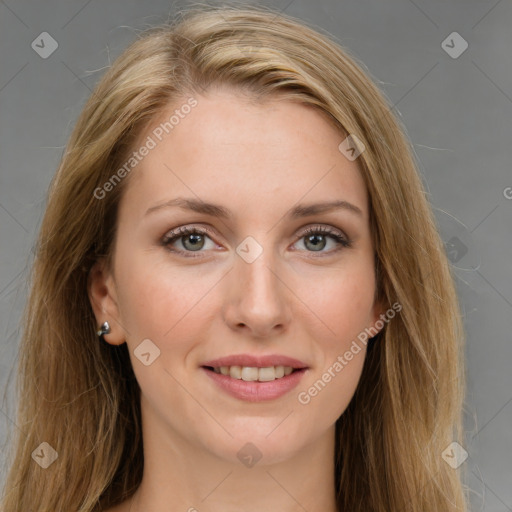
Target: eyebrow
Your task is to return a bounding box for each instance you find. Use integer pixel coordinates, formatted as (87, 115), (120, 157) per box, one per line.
(145, 197), (363, 219)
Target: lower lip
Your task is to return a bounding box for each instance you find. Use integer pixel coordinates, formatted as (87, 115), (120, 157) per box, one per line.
(201, 367), (307, 402)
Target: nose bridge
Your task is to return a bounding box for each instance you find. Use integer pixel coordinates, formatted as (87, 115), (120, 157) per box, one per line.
(237, 236), (281, 303)
(224, 234), (291, 335)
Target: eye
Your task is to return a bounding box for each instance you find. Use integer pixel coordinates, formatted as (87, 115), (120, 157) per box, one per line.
(292, 225), (352, 255)
(161, 226), (218, 257)
(161, 224), (352, 258)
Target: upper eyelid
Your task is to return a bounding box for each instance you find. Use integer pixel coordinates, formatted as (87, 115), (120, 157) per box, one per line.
(162, 223), (349, 245)
(163, 223), (345, 237)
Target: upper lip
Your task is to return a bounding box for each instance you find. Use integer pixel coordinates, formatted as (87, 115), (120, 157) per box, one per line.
(201, 354), (309, 369)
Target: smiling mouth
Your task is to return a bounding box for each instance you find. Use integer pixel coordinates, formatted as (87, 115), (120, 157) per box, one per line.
(202, 365), (303, 382)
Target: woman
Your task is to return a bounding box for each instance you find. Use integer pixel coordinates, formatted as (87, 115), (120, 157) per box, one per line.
(1, 4), (468, 511)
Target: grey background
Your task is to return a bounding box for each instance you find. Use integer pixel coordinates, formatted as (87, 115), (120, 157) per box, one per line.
(1, 0), (511, 510)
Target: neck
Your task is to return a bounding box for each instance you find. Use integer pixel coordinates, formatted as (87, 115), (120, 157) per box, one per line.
(129, 401), (339, 512)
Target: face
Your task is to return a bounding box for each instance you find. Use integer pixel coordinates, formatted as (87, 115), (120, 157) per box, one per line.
(89, 87), (384, 466)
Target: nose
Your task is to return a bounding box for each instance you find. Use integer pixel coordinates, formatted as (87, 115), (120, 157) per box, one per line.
(222, 243), (292, 338)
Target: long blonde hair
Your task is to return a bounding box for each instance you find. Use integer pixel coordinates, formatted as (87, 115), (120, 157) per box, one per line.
(1, 4), (468, 511)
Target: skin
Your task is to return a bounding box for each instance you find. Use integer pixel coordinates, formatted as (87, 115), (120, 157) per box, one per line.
(89, 86), (385, 512)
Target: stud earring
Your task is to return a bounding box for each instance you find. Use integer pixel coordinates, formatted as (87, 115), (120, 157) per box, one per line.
(96, 321), (111, 337)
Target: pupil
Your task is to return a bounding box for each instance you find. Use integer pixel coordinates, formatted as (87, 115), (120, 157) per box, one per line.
(185, 234), (203, 250)
(307, 234), (325, 251)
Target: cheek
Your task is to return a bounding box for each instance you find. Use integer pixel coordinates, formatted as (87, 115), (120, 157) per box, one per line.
(294, 257), (377, 344)
(292, 257), (375, 413)
(114, 249), (221, 348)
(299, 351), (366, 426)
(295, 272), (371, 420)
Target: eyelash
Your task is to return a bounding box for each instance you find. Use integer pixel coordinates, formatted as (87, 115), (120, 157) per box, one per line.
(161, 225), (352, 258)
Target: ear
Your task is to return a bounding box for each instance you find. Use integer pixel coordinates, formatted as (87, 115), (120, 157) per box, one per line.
(88, 259), (126, 346)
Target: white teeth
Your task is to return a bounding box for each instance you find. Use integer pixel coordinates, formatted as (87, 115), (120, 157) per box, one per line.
(241, 367), (259, 381)
(230, 366), (242, 379)
(258, 367), (276, 382)
(211, 365), (296, 381)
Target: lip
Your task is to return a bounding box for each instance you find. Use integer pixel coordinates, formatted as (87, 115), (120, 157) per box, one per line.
(201, 366), (308, 402)
(201, 354), (308, 369)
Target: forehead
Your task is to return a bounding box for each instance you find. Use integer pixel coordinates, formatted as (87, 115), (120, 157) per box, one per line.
(118, 89), (369, 222)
